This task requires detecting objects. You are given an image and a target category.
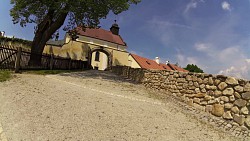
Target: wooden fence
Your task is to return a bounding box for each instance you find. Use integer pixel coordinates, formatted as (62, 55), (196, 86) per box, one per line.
(0, 45), (87, 72)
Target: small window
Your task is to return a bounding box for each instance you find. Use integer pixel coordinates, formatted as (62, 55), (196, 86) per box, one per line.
(95, 51), (100, 61)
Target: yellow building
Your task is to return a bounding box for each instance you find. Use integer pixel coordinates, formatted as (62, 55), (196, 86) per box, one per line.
(44, 23), (129, 70)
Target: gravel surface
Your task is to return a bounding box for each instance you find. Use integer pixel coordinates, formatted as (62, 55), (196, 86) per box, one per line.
(0, 70), (241, 141)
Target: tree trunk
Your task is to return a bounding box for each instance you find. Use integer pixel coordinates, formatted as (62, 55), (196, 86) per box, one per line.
(28, 10), (68, 67)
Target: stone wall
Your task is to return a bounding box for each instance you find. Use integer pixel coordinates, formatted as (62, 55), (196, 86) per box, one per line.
(112, 66), (250, 130)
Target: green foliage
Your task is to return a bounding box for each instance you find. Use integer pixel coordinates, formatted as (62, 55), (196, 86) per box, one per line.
(0, 71), (12, 82)
(23, 70), (82, 75)
(184, 64), (204, 73)
(10, 0), (141, 30)
(0, 36), (32, 47)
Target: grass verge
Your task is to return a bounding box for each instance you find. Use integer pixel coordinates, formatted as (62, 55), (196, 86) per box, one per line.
(0, 70), (12, 82)
(23, 70), (82, 75)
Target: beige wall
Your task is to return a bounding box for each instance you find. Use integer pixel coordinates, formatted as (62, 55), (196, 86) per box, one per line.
(44, 41), (89, 61)
(91, 51), (108, 70)
(128, 55), (141, 68)
(43, 33), (129, 70)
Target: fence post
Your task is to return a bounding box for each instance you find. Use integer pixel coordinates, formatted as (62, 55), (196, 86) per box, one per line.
(50, 54), (54, 70)
(15, 47), (22, 73)
(68, 59), (71, 70)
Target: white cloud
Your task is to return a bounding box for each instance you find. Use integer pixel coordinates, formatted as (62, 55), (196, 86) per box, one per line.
(149, 18), (194, 30)
(222, 1), (231, 11)
(219, 59), (250, 80)
(184, 0), (204, 14)
(194, 43), (210, 52)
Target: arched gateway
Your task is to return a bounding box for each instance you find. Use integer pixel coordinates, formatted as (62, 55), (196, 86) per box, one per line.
(88, 47), (112, 70)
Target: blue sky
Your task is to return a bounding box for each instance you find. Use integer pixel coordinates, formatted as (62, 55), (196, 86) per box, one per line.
(1, 0), (250, 79)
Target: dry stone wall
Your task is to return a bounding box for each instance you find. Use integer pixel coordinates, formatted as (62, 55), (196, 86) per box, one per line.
(112, 66), (250, 130)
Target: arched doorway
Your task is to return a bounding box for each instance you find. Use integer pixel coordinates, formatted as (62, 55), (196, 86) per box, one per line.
(88, 47), (112, 70)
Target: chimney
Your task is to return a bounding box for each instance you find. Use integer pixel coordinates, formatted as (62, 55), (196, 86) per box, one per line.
(1, 31), (5, 37)
(166, 61), (170, 65)
(155, 57), (160, 64)
(110, 20), (120, 35)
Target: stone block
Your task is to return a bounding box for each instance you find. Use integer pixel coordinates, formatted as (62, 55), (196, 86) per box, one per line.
(234, 92), (241, 99)
(192, 75), (198, 81)
(222, 88), (234, 96)
(220, 96), (229, 102)
(233, 114), (245, 126)
(187, 90), (194, 94)
(223, 111), (233, 120)
(229, 95), (235, 102)
(195, 93), (206, 98)
(231, 106), (240, 114)
(225, 103), (233, 109)
(189, 81), (194, 86)
(195, 88), (200, 93)
(193, 98), (201, 104)
(241, 107), (249, 115)
(189, 86), (196, 90)
(244, 83), (250, 92)
(225, 77), (239, 85)
(207, 90), (214, 96)
(177, 78), (186, 83)
(200, 84), (205, 89)
(218, 82), (228, 91)
(245, 116), (250, 129)
(200, 101), (208, 106)
(211, 104), (224, 117)
(214, 79), (221, 86)
(234, 86), (244, 93)
(203, 78), (208, 84)
(242, 92), (250, 100)
(210, 86), (217, 90)
(201, 88), (206, 93)
(197, 78), (203, 84)
(234, 99), (247, 107)
(214, 90), (222, 97)
(194, 82), (199, 87)
(204, 95), (212, 101)
(205, 85), (211, 90)
(208, 77), (213, 85)
(186, 75), (192, 81)
(208, 99), (216, 104)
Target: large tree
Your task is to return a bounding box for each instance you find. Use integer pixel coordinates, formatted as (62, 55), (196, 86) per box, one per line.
(10, 0), (140, 66)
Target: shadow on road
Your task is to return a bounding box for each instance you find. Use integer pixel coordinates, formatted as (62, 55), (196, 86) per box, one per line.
(58, 70), (138, 84)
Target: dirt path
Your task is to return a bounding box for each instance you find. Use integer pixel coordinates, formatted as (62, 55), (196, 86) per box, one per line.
(0, 70), (240, 141)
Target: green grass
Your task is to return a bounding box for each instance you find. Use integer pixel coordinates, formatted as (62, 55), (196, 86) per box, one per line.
(0, 70), (12, 82)
(23, 70), (81, 75)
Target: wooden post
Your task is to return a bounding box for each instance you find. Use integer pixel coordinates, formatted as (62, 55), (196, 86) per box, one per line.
(49, 54), (54, 70)
(15, 47), (22, 73)
(68, 59), (71, 70)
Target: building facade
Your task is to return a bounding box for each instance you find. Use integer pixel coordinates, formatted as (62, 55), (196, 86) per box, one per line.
(44, 23), (129, 70)
(44, 23), (188, 72)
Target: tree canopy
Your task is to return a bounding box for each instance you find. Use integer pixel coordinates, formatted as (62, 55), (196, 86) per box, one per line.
(10, 0), (140, 29)
(10, 0), (141, 66)
(184, 64), (204, 73)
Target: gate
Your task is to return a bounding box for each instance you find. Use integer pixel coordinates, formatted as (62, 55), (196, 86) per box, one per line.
(0, 45), (18, 70)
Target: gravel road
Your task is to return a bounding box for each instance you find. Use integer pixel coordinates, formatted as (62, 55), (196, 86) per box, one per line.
(0, 70), (239, 141)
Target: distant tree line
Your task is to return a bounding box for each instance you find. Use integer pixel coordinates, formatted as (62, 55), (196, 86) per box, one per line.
(184, 64), (204, 73)
(0, 36), (32, 48)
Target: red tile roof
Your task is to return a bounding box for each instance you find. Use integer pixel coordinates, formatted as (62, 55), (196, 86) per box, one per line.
(75, 27), (126, 46)
(131, 54), (188, 72)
